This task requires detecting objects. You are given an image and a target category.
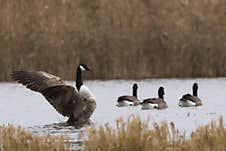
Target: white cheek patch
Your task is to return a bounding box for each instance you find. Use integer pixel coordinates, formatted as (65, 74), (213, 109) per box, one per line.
(79, 65), (86, 71)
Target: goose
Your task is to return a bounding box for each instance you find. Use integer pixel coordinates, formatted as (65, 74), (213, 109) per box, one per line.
(141, 87), (168, 110)
(11, 64), (96, 126)
(117, 83), (140, 107)
(179, 83), (202, 107)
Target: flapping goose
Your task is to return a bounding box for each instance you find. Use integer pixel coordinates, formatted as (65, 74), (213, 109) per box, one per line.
(117, 83), (140, 107)
(141, 87), (168, 110)
(179, 83), (202, 107)
(11, 64), (96, 125)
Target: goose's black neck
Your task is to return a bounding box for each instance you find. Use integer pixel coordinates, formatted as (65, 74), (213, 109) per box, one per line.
(158, 87), (164, 99)
(193, 87), (198, 96)
(158, 93), (164, 99)
(76, 67), (83, 91)
(133, 87), (137, 98)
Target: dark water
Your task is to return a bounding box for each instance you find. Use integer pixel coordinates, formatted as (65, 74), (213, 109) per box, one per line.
(1, 78), (226, 149)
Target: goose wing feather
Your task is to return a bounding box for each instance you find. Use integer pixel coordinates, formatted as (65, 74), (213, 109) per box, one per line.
(117, 96), (137, 102)
(11, 70), (82, 117)
(142, 98), (160, 104)
(11, 70), (65, 92)
(181, 94), (192, 100)
(41, 85), (80, 117)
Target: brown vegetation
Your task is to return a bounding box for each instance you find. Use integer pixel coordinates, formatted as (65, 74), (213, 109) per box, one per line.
(0, 124), (70, 151)
(1, 0), (226, 81)
(85, 116), (226, 151)
(0, 116), (226, 151)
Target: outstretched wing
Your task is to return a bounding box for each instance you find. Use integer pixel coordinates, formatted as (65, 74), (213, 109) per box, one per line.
(11, 70), (81, 117)
(11, 70), (65, 92)
(41, 85), (80, 117)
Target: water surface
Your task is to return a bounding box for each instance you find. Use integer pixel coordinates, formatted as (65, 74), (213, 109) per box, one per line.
(0, 78), (226, 148)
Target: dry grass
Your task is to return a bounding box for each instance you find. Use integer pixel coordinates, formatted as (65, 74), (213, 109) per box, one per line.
(0, 116), (226, 151)
(85, 116), (226, 151)
(0, 124), (70, 151)
(0, 0), (226, 81)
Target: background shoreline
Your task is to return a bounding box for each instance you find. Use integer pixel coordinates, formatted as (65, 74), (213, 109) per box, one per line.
(1, 0), (226, 81)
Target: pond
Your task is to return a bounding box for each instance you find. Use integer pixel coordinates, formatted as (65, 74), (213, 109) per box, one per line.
(0, 78), (226, 148)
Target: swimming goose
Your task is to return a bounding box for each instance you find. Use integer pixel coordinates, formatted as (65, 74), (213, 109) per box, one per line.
(117, 83), (140, 107)
(141, 87), (168, 110)
(11, 64), (96, 125)
(179, 83), (202, 107)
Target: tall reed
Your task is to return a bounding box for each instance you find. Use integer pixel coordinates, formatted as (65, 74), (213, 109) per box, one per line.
(0, 116), (226, 151)
(0, 124), (70, 151)
(84, 116), (226, 151)
(0, 0), (226, 81)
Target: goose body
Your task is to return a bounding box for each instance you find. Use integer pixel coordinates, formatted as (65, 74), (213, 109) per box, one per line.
(79, 85), (95, 100)
(179, 83), (202, 107)
(117, 96), (139, 106)
(11, 64), (96, 125)
(117, 83), (140, 107)
(141, 87), (168, 110)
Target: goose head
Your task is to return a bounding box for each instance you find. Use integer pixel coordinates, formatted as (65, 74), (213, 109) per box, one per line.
(133, 83), (138, 91)
(79, 64), (91, 72)
(193, 83), (198, 90)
